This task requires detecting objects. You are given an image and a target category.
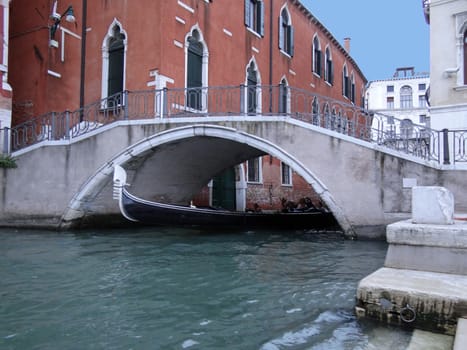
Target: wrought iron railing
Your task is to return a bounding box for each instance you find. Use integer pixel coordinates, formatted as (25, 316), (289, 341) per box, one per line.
(2, 85), (466, 165)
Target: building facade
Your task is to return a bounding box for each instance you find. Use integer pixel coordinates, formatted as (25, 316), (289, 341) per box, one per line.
(0, 0), (11, 154)
(9, 0), (366, 122)
(424, 0), (467, 131)
(8, 0), (367, 211)
(366, 67), (430, 138)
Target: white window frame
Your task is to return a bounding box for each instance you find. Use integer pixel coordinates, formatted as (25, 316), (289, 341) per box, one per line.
(101, 18), (128, 104)
(244, 57), (262, 114)
(312, 35), (322, 77)
(281, 162), (292, 186)
(185, 25), (209, 112)
(246, 157), (263, 183)
(279, 5), (294, 57)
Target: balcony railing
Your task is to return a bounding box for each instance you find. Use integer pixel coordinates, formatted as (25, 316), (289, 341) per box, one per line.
(1, 85), (466, 165)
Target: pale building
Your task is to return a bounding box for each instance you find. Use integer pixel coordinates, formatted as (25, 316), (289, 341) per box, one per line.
(425, 0), (467, 131)
(366, 67), (430, 139)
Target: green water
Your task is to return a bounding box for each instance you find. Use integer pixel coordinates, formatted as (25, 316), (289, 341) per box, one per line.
(0, 227), (412, 349)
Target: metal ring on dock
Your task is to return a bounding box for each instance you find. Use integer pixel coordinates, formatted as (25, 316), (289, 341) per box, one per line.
(400, 304), (416, 323)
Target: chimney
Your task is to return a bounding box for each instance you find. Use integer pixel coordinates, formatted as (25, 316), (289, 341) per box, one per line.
(344, 37), (351, 53)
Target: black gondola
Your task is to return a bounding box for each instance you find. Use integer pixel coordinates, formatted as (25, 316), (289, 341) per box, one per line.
(113, 165), (337, 229)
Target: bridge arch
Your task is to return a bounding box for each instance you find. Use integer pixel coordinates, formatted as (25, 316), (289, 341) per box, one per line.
(62, 124), (354, 236)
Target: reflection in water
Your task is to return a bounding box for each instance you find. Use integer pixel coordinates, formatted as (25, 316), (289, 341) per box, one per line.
(0, 227), (412, 349)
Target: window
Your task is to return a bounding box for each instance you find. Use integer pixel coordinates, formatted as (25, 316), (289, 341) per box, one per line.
(108, 29), (125, 98)
(245, 0), (264, 36)
(419, 114), (427, 123)
(418, 83), (426, 91)
(387, 85), (394, 93)
(281, 162), (292, 185)
(279, 79), (289, 114)
(246, 60), (259, 114)
(324, 47), (333, 84)
(102, 20), (127, 106)
(400, 119), (413, 139)
(187, 31), (203, 109)
(418, 95), (427, 108)
(387, 96), (394, 109)
(186, 27), (208, 111)
(342, 65), (350, 98)
(247, 157), (261, 183)
(400, 86), (413, 109)
(313, 36), (321, 76)
(350, 73), (356, 103)
(279, 8), (294, 56)
(312, 97), (320, 125)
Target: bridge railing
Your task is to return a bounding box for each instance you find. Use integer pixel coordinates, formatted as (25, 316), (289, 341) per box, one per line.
(4, 85), (466, 165)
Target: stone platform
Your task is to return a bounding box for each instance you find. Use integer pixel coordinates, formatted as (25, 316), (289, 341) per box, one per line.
(356, 267), (467, 335)
(355, 186), (467, 340)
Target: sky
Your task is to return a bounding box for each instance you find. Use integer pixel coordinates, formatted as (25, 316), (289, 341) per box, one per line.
(300, 0), (430, 82)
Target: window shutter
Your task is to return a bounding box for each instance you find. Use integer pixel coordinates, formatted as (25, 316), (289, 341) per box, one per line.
(278, 16), (283, 50)
(316, 50), (321, 76)
(311, 45), (314, 72)
(259, 1), (264, 36)
(330, 62), (334, 84)
(244, 0), (250, 27)
(289, 26), (294, 56)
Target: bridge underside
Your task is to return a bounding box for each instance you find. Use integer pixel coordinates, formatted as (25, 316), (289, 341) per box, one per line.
(61, 123), (352, 235)
(124, 136), (265, 204)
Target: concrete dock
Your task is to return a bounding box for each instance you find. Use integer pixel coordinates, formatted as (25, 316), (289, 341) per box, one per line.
(355, 186), (467, 347)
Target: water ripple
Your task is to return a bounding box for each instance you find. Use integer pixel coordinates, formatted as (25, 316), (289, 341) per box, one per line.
(0, 228), (407, 349)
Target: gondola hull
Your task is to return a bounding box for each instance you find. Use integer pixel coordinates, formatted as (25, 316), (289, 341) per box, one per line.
(120, 187), (338, 230)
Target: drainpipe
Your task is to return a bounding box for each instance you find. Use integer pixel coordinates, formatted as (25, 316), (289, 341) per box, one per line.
(79, 0), (87, 117)
(268, 0), (274, 112)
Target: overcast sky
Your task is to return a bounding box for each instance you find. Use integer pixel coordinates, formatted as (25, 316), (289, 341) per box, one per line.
(300, 0), (430, 82)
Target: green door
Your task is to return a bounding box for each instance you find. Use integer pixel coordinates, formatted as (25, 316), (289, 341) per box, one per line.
(212, 168), (236, 211)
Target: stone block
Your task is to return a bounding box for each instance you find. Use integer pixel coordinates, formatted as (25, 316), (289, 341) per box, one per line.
(412, 186), (454, 225)
(356, 267), (467, 335)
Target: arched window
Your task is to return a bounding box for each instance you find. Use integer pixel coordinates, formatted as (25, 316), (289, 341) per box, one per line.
(350, 73), (356, 103)
(313, 36), (321, 76)
(323, 104), (330, 128)
(342, 65), (350, 98)
(400, 119), (413, 139)
(325, 47), (333, 84)
(279, 78), (289, 114)
(108, 27), (125, 97)
(279, 7), (294, 56)
(246, 61), (259, 114)
(185, 27), (208, 111)
(400, 86), (413, 109)
(102, 20), (127, 106)
(312, 97), (320, 125)
(187, 30), (203, 109)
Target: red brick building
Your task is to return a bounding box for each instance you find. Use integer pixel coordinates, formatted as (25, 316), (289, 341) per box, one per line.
(8, 0), (367, 211)
(0, 0), (11, 154)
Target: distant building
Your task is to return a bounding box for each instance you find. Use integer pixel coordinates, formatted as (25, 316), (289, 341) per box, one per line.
(366, 67), (430, 139)
(424, 0), (467, 131)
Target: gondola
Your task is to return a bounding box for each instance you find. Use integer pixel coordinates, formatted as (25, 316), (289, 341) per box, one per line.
(113, 165), (338, 229)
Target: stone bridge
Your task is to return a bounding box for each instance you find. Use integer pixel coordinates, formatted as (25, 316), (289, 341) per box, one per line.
(2, 114), (466, 239)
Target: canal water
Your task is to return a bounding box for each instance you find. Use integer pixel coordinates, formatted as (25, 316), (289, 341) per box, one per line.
(0, 227), (414, 349)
